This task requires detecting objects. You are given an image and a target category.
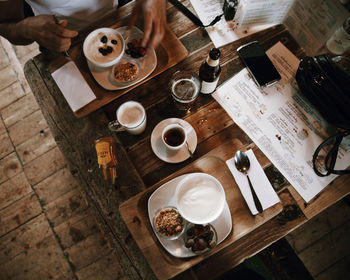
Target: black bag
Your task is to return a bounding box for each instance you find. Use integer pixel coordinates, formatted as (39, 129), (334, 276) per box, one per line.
(295, 54), (350, 177)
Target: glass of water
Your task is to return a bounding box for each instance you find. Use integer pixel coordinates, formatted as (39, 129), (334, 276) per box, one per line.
(169, 71), (200, 111)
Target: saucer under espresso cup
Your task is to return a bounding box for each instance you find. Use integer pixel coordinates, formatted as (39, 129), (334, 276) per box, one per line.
(151, 118), (197, 163)
(108, 101), (146, 135)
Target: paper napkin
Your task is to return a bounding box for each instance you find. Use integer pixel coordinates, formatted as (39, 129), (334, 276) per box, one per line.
(226, 149), (280, 215)
(52, 61), (96, 112)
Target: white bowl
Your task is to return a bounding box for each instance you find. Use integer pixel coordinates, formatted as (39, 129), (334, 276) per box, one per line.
(83, 27), (125, 68)
(175, 173), (226, 224)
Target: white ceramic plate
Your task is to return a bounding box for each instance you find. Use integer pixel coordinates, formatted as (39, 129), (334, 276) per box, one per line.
(151, 118), (197, 163)
(148, 173), (232, 258)
(87, 26), (157, 90)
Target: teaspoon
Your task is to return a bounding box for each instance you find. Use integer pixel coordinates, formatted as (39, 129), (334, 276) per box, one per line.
(234, 150), (263, 214)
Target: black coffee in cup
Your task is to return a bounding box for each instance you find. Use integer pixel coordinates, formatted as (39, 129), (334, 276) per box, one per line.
(163, 128), (185, 147)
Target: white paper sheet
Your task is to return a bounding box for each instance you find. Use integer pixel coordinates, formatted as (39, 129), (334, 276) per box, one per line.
(188, 0), (349, 54)
(213, 42), (350, 202)
(52, 61), (96, 112)
(189, 0), (273, 48)
(226, 149), (280, 215)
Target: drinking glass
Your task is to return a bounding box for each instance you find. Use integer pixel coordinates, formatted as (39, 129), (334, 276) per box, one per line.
(169, 71), (200, 111)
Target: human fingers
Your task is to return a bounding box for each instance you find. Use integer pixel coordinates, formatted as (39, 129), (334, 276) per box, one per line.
(50, 21), (78, 39)
(140, 11), (152, 48)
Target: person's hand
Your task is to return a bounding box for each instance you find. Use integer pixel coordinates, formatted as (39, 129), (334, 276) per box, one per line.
(20, 15), (78, 52)
(128, 0), (167, 49)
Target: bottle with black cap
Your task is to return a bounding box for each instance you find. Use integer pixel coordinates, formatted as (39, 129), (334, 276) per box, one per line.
(199, 48), (221, 94)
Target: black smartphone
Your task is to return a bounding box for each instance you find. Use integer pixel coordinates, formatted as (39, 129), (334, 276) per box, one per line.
(237, 41), (281, 88)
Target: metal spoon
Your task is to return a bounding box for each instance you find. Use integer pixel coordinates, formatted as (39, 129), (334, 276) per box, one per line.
(234, 150), (263, 214)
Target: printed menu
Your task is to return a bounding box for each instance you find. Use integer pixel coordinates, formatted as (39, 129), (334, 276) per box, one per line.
(189, 0), (349, 55)
(213, 42), (350, 202)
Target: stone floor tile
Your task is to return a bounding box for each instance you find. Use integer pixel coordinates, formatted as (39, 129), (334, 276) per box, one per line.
(0, 81), (26, 111)
(34, 167), (79, 206)
(0, 117), (5, 135)
(8, 109), (47, 146)
(0, 214), (51, 264)
(286, 200), (350, 254)
(13, 43), (40, 67)
(0, 37), (32, 94)
(297, 220), (350, 277)
(45, 188), (89, 228)
(16, 127), (56, 165)
(0, 192), (42, 236)
(0, 152), (22, 184)
(0, 172), (31, 211)
(76, 251), (127, 280)
(0, 234), (74, 280)
(0, 66), (17, 92)
(65, 231), (111, 271)
(0, 43), (10, 70)
(0, 131), (14, 159)
(23, 146), (66, 185)
(54, 210), (99, 249)
(1, 93), (39, 127)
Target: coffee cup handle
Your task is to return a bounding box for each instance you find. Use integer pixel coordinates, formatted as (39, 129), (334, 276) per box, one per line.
(108, 120), (126, 132)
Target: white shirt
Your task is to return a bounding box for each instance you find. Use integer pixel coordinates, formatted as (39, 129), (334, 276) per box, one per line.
(25, 0), (119, 30)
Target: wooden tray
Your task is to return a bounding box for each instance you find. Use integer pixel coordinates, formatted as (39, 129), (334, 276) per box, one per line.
(119, 139), (283, 279)
(49, 24), (188, 118)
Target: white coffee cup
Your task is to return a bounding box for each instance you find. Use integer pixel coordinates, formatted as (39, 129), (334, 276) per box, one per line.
(161, 123), (187, 150)
(108, 101), (146, 135)
(175, 173), (226, 224)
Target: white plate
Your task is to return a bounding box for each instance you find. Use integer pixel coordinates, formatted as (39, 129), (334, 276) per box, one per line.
(148, 173), (232, 258)
(87, 26), (157, 90)
(151, 118), (197, 163)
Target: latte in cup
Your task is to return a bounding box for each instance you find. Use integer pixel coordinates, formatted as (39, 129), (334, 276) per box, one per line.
(114, 101), (146, 135)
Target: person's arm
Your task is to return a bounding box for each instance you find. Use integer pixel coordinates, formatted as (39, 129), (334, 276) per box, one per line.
(128, 0), (167, 49)
(0, 0), (78, 52)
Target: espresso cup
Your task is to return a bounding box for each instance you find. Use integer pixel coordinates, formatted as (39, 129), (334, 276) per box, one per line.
(108, 101), (146, 135)
(161, 123), (187, 150)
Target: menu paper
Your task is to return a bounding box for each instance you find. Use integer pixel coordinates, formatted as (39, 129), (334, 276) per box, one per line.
(213, 42), (350, 202)
(189, 0), (273, 48)
(189, 0), (349, 55)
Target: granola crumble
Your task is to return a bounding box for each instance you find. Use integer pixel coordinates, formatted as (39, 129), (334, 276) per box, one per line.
(114, 62), (138, 82)
(155, 208), (184, 237)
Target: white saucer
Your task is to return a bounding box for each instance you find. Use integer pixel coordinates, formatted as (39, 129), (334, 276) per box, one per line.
(148, 173), (232, 258)
(151, 118), (197, 163)
(87, 26), (157, 90)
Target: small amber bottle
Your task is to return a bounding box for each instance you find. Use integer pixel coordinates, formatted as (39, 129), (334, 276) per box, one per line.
(199, 48), (222, 95)
(94, 137), (118, 185)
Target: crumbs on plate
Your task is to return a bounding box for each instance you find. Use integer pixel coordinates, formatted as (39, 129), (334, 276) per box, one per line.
(114, 62), (139, 82)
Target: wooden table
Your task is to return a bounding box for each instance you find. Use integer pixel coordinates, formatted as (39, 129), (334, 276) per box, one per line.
(24, 1), (350, 279)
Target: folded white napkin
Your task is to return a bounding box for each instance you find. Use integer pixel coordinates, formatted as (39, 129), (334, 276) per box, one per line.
(52, 61), (96, 112)
(226, 149), (280, 215)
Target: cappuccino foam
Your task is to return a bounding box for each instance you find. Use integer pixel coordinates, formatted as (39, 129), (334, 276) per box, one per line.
(86, 32), (122, 64)
(118, 105), (144, 127)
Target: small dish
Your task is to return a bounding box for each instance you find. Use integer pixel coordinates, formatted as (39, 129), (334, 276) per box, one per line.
(83, 27), (125, 68)
(150, 118), (197, 163)
(110, 58), (140, 86)
(152, 206), (186, 240)
(184, 223), (218, 255)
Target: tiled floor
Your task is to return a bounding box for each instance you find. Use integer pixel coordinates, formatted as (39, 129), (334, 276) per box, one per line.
(0, 38), (126, 280)
(0, 37), (349, 280)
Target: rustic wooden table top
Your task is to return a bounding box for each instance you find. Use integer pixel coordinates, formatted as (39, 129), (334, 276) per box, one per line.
(24, 1), (350, 279)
